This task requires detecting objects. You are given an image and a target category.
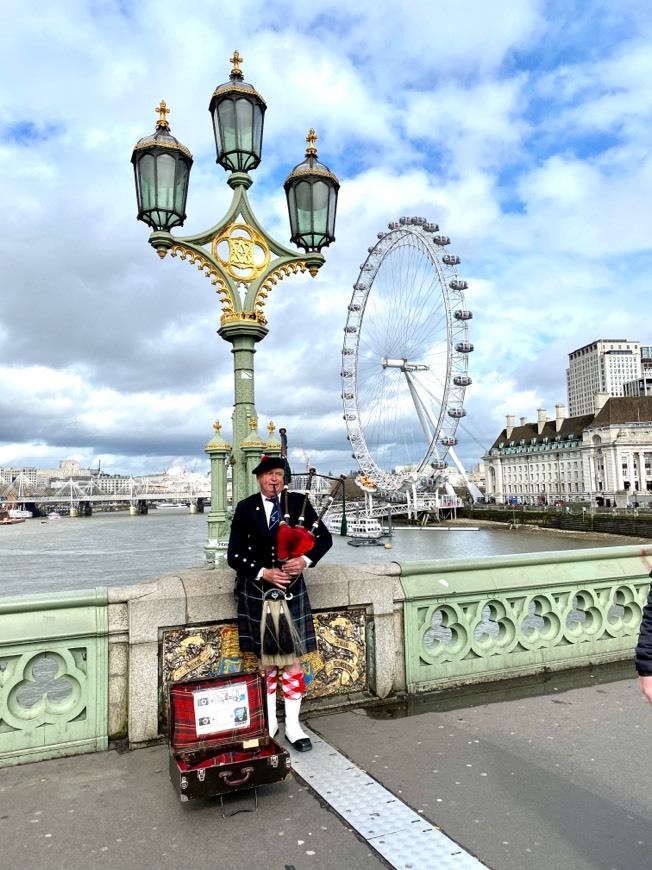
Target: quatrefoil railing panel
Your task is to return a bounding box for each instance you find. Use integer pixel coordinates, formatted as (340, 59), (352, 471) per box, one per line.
(401, 546), (650, 693)
(0, 590), (108, 766)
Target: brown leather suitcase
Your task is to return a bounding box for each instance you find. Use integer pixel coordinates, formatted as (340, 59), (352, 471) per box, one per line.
(168, 671), (291, 805)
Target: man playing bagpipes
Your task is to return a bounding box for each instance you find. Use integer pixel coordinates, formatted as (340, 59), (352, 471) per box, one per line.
(227, 455), (333, 752)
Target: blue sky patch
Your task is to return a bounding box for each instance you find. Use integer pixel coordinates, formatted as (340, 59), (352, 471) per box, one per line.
(1, 121), (63, 146)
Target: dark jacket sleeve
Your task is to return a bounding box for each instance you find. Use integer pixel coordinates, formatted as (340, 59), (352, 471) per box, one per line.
(635, 571), (652, 675)
(227, 498), (266, 582)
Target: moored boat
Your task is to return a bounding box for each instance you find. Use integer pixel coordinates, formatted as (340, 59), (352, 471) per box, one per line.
(8, 508), (33, 519)
(325, 513), (386, 540)
(1, 510), (25, 525)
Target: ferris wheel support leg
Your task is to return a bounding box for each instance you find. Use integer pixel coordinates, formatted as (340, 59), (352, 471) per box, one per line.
(448, 446), (483, 503)
(404, 370), (435, 444)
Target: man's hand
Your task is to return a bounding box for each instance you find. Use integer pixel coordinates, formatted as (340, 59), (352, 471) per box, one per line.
(263, 568), (291, 589)
(283, 557), (307, 577)
(639, 675), (652, 703)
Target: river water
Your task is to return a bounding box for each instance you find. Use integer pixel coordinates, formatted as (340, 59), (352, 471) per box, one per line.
(0, 508), (634, 599)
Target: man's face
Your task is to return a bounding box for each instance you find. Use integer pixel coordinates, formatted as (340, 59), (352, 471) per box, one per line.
(257, 468), (284, 499)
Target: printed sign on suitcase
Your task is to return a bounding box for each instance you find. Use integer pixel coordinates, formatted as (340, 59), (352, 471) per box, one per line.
(168, 671), (291, 803)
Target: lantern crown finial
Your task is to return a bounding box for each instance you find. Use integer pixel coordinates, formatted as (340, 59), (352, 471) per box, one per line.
(156, 100), (170, 129)
(229, 50), (244, 80)
(305, 129), (318, 157)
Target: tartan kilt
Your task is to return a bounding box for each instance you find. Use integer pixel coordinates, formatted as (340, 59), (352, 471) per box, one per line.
(236, 574), (317, 659)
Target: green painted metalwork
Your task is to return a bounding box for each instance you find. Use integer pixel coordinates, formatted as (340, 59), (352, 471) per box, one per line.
(0, 589), (108, 766)
(149, 173), (325, 559)
(400, 544), (650, 693)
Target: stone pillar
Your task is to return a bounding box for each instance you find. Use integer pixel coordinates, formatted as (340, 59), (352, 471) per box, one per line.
(204, 421), (232, 563)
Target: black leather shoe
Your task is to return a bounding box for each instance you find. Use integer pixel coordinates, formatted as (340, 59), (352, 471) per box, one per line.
(286, 736), (312, 752)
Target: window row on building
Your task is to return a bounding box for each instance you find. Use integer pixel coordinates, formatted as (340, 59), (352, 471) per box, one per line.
(483, 396), (652, 506)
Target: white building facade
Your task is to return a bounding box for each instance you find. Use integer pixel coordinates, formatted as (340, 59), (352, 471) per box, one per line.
(566, 339), (642, 416)
(483, 396), (652, 507)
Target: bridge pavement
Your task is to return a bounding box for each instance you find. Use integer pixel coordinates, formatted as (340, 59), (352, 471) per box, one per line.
(0, 663), (650, 870)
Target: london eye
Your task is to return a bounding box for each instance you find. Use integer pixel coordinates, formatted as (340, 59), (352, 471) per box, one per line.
(341, 216), (473, 492)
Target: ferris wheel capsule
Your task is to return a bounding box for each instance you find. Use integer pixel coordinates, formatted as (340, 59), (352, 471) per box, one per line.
(449, 279), (468, 291)
(443, 254), (460, 265)
(454, 310), (473, 321)
(455, 341), (474, 353)
(433, 235), (450, 246)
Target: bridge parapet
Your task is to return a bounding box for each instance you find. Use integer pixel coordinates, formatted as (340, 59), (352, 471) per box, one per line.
(0, 544), (647, 764)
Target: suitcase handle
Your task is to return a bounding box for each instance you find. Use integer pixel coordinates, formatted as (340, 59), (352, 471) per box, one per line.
(219, 766), (254, 788)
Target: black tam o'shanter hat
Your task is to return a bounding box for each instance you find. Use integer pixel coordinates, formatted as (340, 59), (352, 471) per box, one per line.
(252, 455), (288, 475)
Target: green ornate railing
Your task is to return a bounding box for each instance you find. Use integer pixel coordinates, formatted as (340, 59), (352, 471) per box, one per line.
(1, 544), (650, 765)
(0, 589), (108, 766)
(400, 544), (650, 693)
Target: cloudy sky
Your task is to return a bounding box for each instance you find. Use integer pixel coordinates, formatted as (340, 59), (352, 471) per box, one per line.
(1, 0), (651, 481)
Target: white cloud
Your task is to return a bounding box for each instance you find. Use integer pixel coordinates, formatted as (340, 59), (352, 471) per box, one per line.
(1, 0), (651, 483)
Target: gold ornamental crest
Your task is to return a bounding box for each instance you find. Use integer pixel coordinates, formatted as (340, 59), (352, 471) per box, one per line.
(211, 222), (270, 282)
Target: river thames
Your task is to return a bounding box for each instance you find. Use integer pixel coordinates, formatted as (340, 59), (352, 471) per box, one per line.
(0, 507), (640, 598)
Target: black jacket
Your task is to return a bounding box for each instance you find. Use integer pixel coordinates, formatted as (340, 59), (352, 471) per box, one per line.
(227, 490), (332, 583)
(635, 571), (652, 675)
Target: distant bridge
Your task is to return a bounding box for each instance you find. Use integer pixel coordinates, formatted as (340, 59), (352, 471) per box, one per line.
(3, 476), (211, 516)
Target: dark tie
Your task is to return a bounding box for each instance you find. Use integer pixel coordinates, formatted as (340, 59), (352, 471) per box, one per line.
(267, 497), (280, 533)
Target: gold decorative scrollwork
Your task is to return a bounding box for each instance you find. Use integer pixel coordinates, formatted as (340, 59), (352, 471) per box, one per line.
(251, 261), (310, 321)
(211, 222), (270, 282)
(169, 244), (235, 320)
(220, 310), (268, 327)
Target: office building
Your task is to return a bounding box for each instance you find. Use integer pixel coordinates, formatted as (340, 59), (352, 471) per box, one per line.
(566, 339), (642, 416)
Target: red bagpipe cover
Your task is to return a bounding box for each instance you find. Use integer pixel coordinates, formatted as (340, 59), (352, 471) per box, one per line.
(276, 524), (315, 561)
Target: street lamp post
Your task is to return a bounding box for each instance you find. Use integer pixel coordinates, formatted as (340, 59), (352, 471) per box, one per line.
(131, 51), (340, 561)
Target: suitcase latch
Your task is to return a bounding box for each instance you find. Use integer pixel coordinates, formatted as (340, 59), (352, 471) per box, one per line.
(270, 755), (278, 768)
(197, 768), (206, 782)
(180, 776), (188, 790)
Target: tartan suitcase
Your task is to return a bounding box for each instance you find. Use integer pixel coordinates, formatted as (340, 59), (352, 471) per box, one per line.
(168, 671), (291, 803)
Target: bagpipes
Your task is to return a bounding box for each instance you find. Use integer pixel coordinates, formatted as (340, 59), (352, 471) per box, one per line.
(260, 469), (346, 667)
